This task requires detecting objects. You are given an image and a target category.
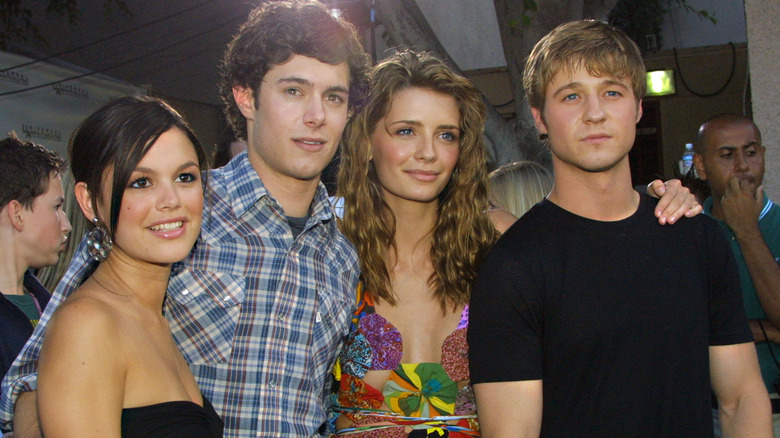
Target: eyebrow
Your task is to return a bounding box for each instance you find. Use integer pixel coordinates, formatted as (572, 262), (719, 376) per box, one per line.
(386, 120), (461, 133)
(717, 141), (760, 151)
(134, 161), (199, 174)
(552, 78), (629, 98)
(278, 76), (349, 95)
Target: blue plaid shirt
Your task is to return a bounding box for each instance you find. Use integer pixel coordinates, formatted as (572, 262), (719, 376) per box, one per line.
(0, 151), (360, 437)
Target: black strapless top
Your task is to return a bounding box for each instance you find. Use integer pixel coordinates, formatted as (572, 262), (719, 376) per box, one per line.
(121, 395), (223, 437)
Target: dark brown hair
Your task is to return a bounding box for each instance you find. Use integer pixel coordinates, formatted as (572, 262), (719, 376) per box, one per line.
(0, 132), (64, 210)
(69, 95), (205, 235)
(220, 0), (371, 140)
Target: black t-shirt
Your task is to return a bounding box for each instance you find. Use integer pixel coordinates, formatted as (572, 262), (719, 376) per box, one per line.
(468, 194), (751, 437)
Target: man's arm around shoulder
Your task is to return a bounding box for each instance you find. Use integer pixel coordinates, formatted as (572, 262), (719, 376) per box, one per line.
(474, 380), (542, 438)
(711, 342), (772, 437)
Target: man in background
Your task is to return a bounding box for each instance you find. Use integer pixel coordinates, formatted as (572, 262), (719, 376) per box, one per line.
(694, 113), (780, 435)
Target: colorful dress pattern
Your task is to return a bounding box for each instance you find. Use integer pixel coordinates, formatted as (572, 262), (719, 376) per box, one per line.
(333, 284), (478, 437)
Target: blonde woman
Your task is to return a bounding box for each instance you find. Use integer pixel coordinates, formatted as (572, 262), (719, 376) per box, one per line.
(488, 160), (553, 219)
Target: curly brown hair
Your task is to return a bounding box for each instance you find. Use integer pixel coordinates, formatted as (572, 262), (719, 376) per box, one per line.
(338, 50), (498, 310)
(220, 0), (371, 141)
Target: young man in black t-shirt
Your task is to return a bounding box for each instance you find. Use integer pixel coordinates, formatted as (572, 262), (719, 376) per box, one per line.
(468, 20), (771, 437)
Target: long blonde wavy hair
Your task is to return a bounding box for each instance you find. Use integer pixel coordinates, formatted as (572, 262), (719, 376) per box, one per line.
(338, 50), (498, 310)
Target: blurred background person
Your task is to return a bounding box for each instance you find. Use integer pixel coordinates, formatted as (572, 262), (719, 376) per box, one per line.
(35, 171), (88, 293)
(693, 113), (780, 436)
(0, 133), (71, 381)
(210, 125), (247, 169)
(488, 160), (553, 219)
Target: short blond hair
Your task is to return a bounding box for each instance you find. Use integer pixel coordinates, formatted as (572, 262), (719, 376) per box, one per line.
(489, 161), (553, 218)
(523, 20), (646, 112)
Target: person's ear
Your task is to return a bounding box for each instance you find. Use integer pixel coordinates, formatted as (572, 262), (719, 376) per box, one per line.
(531, 107), (548, 136)
(636, 99), (643, 123)
(6, 200), (25, 231)
(693, 153), (707, 181)
(74, 182), (98, 221)
(232, 86), (256, 121)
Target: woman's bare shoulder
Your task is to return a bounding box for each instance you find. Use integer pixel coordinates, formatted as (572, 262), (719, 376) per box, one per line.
(46, 286), (126, 349)
(487, 208), (518, 234)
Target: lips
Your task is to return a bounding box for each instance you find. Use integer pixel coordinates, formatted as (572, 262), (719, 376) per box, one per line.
(405, 169), (440, 182)
(582, 133), (611, 143)
(294, 137), (327, 150)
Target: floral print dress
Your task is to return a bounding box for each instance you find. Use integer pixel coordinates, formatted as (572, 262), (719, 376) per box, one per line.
(333, 284), (478, 437)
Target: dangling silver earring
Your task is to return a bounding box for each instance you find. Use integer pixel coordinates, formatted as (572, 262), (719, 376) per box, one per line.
(86, 217), (112, 262)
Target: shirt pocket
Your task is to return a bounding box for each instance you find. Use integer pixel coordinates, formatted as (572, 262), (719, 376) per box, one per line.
(310, 266), (358, 368)
(165, 269), (245, 365)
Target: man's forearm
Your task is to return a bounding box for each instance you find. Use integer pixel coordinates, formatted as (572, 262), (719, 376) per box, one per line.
(12, 391), (41, 438)
(736, 230), (780, 327)
(749, 319), (780, 344)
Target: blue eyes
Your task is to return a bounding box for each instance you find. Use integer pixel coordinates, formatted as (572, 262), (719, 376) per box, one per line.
(563, 90), (622, 101)
(395, 128), (457, 142)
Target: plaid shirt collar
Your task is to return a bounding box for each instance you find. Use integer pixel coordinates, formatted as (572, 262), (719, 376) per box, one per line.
(215, 151), (335, 226)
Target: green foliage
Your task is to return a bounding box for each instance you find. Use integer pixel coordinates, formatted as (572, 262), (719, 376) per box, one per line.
(0, 0), (131, 50)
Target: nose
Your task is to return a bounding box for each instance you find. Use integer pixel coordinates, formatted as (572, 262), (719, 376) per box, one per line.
(303, 96), (326, 128)
(62, 213), (72, 234)
(734, 151), (749, 173)
(583, 97), (606, 124)
(157, 183), (182, 210)
(414, 136), (436, 162)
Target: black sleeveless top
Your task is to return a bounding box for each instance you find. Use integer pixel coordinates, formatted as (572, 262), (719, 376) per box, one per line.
(121, 395), (223, 437)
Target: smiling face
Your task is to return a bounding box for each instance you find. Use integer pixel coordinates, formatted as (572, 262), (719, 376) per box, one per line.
(532, 65), (642, 176)
(236, 54), (351, 188)
(95, 128), (203, 266)
(20, 174), (72, 269)
(694, 118), (764, 200)
(370, 87), (461, 207)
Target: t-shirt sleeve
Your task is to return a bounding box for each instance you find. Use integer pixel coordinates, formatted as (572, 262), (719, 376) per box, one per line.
(468, 236), (545, 384)
(704, 220), (753, 346)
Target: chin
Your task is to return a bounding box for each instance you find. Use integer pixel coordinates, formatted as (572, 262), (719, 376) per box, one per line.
(149, 249), (194, 265)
